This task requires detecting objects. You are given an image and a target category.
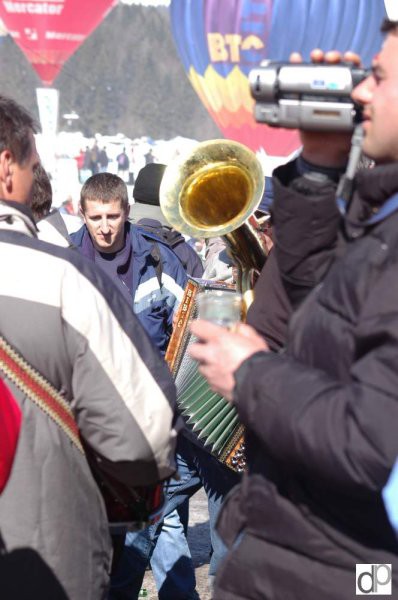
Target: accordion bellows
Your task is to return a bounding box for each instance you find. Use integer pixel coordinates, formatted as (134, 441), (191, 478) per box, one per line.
(166, 279), (246, 472)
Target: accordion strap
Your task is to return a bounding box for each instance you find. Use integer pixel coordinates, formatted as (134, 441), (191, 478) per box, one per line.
(0, 334), (84, 454)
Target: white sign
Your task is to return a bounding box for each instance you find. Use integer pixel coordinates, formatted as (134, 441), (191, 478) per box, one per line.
(36, 87), (59, 137)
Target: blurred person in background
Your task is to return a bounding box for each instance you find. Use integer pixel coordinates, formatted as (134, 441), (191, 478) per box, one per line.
(144, 148), (155, 165)
(117, 147), (130, 183)
(30, 169), (81, 247)
(99, 146), (110, 173)
(203, 237), (234, 282)
(30, 163), (52, 222)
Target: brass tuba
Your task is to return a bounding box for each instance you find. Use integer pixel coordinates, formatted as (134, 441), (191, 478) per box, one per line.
(159, 139), (271, 307)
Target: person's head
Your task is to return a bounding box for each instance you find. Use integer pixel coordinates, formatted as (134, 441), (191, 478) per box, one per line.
(352, 20), (398, 163)
(0, 95), (40, 204)
(131, 163), (168, 225)
(80, 172), (129, 253)
(30, 163), (52, 221)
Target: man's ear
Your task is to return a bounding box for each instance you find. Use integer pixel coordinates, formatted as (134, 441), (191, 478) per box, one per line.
(0, 149), (13, 193)
(78, 202), (85, 219)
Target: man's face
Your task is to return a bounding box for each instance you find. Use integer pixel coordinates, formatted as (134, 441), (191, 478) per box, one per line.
(81, 198), (128, 253)
(352, 32), (398, 163)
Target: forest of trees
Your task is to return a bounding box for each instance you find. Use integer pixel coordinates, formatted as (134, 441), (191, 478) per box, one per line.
(0, 4), (220, 141)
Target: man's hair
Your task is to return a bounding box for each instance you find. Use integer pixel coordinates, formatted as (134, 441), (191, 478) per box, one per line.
(0, 95), (38, 165)
(381, 19), (398, 34)
(80, 172), (129, 212)
(31, 164), (52, 221)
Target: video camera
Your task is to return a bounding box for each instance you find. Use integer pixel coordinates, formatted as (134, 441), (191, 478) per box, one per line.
(249, 62), (369, 131)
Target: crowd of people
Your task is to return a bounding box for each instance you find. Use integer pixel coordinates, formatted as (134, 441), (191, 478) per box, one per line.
(76, 142), (157, 187)
(1, 14), (398, 600)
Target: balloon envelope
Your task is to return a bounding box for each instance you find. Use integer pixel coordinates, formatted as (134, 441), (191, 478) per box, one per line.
(0, 0), (116, 85)
(170, 0), (387, 157)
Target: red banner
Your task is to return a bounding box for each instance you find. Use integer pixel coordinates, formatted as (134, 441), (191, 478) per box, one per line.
(0, 0), (116, 85)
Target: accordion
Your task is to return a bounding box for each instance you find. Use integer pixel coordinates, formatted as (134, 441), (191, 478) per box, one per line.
(166, 279), (246, 473)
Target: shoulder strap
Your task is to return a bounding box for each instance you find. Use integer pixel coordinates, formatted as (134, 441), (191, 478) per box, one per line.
(0, 334), (163, 527)
(0, 334), (83, 453)
(150, 241), (163, 287)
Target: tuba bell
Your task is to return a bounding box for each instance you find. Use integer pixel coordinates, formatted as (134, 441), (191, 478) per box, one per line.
(159, 139), (271, 306)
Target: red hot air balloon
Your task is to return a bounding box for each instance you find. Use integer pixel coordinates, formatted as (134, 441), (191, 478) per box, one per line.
(0, 0), (116, 85)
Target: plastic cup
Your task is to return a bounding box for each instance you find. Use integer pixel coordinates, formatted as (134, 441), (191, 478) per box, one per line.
(196, 290), (243, 328)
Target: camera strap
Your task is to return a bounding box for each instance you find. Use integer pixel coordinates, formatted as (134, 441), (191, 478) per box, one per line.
(336, 124), (364, 211)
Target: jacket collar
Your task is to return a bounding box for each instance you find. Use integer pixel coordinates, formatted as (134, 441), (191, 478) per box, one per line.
(0, 200), (37, 238)
(355, 163), (398, 209)
(344, 162), (398, 229)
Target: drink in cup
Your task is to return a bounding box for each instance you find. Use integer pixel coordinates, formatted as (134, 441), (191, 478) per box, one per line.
(196, 290), (243, 328)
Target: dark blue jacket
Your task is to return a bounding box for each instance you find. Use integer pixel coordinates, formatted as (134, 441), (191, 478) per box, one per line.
(71, 223), (187, 352)
(136, 218), (204, 278)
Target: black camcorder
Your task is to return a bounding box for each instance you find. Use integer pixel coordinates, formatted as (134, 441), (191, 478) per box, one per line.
(249, 62), (369, 131)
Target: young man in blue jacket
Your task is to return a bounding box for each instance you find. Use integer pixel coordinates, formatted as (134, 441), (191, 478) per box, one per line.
(71, 172), (187, 353)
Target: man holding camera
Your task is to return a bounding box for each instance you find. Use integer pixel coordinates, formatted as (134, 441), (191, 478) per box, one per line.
(189, 18), (398, 600)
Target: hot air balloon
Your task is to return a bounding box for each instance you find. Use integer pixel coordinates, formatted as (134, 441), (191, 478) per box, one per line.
(0, 0), (116, 86)
(170, 0), (387, 158)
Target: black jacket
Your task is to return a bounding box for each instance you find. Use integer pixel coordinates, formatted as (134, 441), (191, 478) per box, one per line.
(216, 161), (398, 599)
(246, 248), (291, 352)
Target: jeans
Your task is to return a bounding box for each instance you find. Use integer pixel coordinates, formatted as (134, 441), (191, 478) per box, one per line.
(109, 435), (240, 599)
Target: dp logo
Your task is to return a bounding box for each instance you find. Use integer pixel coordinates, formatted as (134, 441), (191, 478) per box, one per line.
(356, 564), (392, 595)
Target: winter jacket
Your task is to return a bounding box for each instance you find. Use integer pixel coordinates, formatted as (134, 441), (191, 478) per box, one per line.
(246, 248), (291, 352)
(216, 162), (398, 599)
(71, 222), (187, 353)
(0, 201), (179, 600)
(136, 218), (204, 278)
